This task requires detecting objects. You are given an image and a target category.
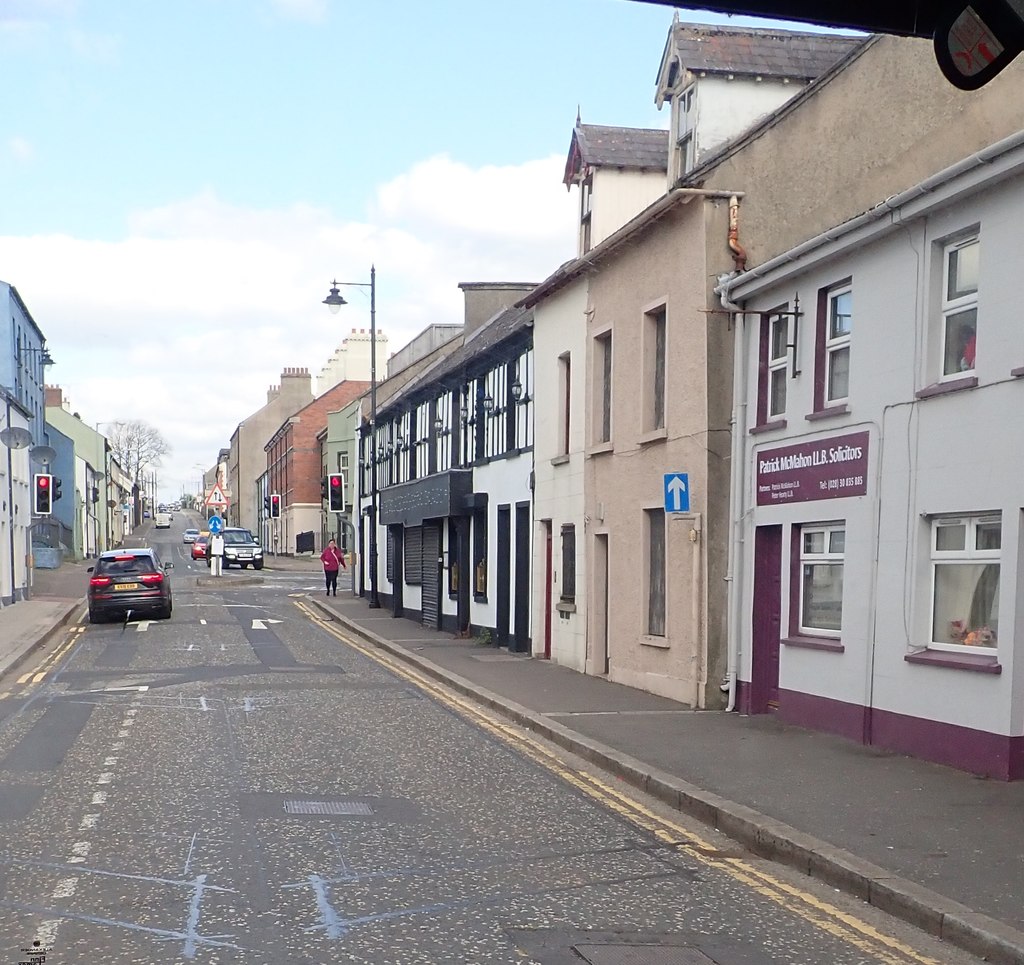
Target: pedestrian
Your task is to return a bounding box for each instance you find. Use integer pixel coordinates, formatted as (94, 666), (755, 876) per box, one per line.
(320, 538), (345, 597)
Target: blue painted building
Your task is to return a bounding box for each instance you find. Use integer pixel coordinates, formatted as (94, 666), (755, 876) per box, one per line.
(0, 280), (50, 447)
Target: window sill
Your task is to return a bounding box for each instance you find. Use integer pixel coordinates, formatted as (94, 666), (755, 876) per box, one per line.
(805, 404), (849, 422)
(915, 375), (978, 400)
(641, 634), (670, 650)
(555, 601), (577, 614)
(781, 634), (844, 653)
(473, 594), (488, 604)
(750, 419), (788, 436)
(587, 441), (615, 458)
(550, 454), (570, 466)
(904, 649), (1001, 674)
(638, 427), (668, 446)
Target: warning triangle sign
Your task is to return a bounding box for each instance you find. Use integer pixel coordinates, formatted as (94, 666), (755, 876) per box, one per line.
(205, 484), (229, 507)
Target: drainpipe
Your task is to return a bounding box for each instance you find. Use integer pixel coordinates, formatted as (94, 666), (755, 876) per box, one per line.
(715, 273), (747, 712)
(728, 195), (747, 272)
(5, 398), (15, 606)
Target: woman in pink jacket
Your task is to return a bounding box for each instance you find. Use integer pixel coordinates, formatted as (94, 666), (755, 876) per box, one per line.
(320, 539), (345, 596)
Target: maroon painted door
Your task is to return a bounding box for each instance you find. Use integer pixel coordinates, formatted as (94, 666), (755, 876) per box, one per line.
(750, 525), (783, 714)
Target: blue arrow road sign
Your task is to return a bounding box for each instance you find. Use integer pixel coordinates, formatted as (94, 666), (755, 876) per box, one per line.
(208, 515), (223, 534)
(664, 473), (690, 513)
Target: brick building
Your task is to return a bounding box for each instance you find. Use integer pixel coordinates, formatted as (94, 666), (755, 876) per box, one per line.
(265, 378), (369, 555)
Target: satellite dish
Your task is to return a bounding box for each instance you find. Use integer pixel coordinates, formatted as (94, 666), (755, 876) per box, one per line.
(30, 445), (57, 465)
(0, 427), (33, 450)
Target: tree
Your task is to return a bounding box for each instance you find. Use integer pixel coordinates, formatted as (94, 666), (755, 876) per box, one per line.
(107, 420), (171, 485)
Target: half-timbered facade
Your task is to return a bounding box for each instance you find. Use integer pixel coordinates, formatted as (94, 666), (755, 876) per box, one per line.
(358, 287), (535, 647)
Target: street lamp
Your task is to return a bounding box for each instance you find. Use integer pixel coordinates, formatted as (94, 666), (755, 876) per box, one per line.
(323, 267), (380, 609)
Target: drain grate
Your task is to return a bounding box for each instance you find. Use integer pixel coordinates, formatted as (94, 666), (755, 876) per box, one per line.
(283, 800), (373, 816)
(574, 946), (716, 965)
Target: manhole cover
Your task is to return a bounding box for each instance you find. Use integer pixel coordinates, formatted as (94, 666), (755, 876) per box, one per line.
(574, 946), (715, 965)
(283, 800), (373, 816)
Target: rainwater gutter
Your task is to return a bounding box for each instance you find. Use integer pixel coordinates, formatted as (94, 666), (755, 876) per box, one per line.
(719, 128), (1024, 303)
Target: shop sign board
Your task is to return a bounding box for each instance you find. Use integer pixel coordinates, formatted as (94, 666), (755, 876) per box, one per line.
(755, 430), (869, 506)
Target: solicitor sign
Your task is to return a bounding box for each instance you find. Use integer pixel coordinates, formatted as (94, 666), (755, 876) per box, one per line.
(755, 430), (869, 506)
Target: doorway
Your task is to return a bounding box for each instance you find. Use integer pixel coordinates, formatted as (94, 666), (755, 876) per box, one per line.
(750, 525), (783, 713)
(513, 503), (531, 652)
(496, 505), (511, 646)
(593, 533), (610, 674)
(543, 521), (552, 659)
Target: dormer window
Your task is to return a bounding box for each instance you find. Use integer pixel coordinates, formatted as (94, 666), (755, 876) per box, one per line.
(675, 84), (696, 173)
(580, 172), (593, 253)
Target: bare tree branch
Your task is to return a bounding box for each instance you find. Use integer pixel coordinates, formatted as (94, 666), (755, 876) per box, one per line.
(107, 420), (171, 482)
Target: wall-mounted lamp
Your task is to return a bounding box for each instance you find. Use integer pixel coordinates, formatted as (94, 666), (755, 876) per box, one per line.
(511, 379), (523, 401)
(482, 394), (494, 413)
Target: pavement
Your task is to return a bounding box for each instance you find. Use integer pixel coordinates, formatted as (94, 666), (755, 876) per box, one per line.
(3, 554), (1024, 964)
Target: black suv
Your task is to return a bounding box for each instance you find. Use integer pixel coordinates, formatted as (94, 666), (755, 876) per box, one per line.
(207, 528), (264, 569)
(88, 548), (173, 623)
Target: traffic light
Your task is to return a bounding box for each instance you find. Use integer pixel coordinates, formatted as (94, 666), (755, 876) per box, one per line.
(53, 477), (63, 502)
(34, 473), (53, 515)
(263, 496), (270, 513)
(269, 493), (281, 519)
(320, 477), (328, 500)
(327, 473), (344, 512)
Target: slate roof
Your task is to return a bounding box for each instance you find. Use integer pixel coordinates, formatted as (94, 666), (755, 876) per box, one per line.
(671, 23), (863, 80)
(564, 124), (669, 184)
(376, 303), (533, 419)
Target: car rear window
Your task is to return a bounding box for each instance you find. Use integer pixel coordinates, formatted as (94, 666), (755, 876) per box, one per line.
(97, 556), (157, 576)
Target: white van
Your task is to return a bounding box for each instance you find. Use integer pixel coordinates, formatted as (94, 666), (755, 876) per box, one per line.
(154, 512), (173, 529)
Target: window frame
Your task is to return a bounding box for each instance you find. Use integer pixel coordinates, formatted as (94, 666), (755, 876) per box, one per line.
(767, 311), (789, 419)
(797, 522), (845, 638)
(560, 524), (576, 604)
(929, 513), (1000, 655)
(594, 330), (613, 444)
(825, 285), (852, 405)
(939, 233), (980, 381)
(644, 304), (667, 432)
(645, 508), (666, 637)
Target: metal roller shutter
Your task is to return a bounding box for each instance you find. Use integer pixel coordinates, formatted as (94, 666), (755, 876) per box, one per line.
(421, 523), (441, 629)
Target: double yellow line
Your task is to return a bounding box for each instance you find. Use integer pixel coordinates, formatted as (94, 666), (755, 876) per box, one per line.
(13, 623), (85, 688)
(298, 599), (941, 965)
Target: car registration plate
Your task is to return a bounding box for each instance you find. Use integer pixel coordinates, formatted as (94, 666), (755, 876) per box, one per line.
(115, 582), (139, 590)
(238, 553), (252, 559)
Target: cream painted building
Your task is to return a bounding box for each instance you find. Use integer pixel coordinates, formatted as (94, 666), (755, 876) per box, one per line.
(316, 328), (389, 397)
(524, 24), (859, 705)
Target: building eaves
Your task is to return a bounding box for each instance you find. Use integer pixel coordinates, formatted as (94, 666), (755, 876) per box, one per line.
(564, 124), (669, 185)
(671, 22), (864, 80)
(376, 304), (533, 420)
(517, 189), (702, 309)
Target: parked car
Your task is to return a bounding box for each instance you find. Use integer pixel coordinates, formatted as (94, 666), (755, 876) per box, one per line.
(183, 528), (200, 544)
(88, 548), (173, 623)
(191, 537), (209, 560)
(210, 527), (264, 569)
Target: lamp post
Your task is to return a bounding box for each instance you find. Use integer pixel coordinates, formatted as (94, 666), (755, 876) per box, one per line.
(324, 267), (380, 608)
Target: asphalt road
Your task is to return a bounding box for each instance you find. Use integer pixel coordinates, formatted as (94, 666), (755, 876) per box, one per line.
(0, 526), (983, 964)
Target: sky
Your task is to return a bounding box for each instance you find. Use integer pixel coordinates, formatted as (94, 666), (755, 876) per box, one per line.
(0, 0), (836, 502)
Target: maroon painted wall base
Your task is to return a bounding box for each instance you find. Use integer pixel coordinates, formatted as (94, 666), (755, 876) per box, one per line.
(734, 681), (1024, 780)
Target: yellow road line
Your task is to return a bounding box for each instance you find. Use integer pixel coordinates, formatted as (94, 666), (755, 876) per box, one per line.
(299, 600), (941, 965)
(14, 626), (85, 686)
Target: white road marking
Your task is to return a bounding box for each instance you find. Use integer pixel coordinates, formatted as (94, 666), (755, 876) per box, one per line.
(80, 814), (100, 830)
(91, 791), (107, 805)
(243, 697), (255, 712)
(52, 877), (78, 898)
(187, 643), (195, 651)
(103, 756), (118, 766)
(97, 772), (114, 785)
(34, 919), (61, 947)
(200, 619), (207, 625)
(117, 729), (130, 737)
(135, 621), (151, 632)
(199, 696), (209, 712)
(69, 841), (91, 863)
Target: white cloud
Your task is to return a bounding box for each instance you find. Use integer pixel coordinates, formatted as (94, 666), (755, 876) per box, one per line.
(8, 136), (34, 161)
(268, 0), (327, 23)
(0, 153), (577, 501)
